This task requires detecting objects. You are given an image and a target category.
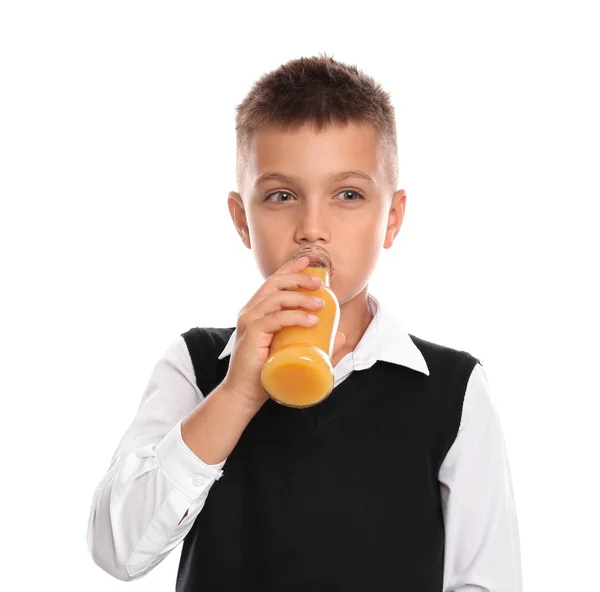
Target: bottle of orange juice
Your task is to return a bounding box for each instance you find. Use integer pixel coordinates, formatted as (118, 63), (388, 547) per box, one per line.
(261, 245), (340, 408)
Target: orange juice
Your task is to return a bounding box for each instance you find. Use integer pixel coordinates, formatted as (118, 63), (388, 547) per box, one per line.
(261, 247), (340, 408)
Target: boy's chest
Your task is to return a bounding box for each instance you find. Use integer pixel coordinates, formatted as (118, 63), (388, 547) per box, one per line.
(234, 364), (441, 500)
(179, 363), (448, 592)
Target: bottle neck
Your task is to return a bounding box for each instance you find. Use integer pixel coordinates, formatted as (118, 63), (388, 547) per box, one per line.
(304, 266), (330, 286)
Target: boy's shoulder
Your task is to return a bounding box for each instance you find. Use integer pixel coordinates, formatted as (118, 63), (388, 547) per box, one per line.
(409, 332), (479, 360)
(408, 332), (482, 376)
(179, 326), (236, 394)
(181, 325), (235, 343)
(180, 326), (235, 360)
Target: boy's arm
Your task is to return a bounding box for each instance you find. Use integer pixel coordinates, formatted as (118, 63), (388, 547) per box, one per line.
(438, 363), (522, 592)
(86, 336), (258, 581)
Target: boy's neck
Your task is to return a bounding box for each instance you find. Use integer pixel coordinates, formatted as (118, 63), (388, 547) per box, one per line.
(336, 285), (374, 351)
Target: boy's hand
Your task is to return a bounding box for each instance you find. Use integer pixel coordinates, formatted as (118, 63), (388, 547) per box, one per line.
(222, 255), (346, 408)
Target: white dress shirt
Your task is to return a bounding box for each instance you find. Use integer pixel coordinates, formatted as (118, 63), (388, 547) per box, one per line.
(87, 293), (522, 590)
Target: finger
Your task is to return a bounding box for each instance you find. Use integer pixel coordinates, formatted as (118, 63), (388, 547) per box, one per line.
(274, 254), (311, 275)
(249, 309), (319, 343)
(245, 291), (325, 325)
(246, 265), (322, 311)
(332, 331), (347, 356)
(243, 256), (310, 312)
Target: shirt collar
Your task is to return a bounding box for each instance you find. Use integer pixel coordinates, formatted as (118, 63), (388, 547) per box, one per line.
(217, 292), (430, 376)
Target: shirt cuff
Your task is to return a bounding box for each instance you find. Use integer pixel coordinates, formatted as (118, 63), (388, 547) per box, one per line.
(155, 418), (226, 500)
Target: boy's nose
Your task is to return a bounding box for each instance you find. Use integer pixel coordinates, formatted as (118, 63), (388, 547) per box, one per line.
(294, 204), (331, 244)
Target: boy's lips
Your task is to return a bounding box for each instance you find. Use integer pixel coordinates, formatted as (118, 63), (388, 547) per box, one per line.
(292, 245), (334, 275)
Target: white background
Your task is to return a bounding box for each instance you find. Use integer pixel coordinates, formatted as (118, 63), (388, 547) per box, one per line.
(2, 1), (598, 590)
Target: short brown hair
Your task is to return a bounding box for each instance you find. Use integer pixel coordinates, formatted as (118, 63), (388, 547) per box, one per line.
(235, 52), (399, 196)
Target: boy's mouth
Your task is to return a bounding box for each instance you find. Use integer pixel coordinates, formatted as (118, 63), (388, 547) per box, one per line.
(293, 245), (334, 276)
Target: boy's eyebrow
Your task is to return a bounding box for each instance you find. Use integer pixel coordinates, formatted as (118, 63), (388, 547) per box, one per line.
(254, 170), (374, 186)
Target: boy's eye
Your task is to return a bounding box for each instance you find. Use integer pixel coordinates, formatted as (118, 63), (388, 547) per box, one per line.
(335, 190), (364, 201)
(264, 191), (295, 202)
(264, 190), (365, 202)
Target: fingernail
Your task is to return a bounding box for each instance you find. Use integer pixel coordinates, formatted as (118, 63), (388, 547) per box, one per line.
(307, 314), (319, 323)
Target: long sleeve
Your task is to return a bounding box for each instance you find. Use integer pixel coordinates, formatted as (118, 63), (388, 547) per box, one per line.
(86, 336), (227, 581)
(438, 362), (522, 592)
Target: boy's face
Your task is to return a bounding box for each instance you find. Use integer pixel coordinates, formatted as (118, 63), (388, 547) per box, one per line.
(228, 121), (405, 305)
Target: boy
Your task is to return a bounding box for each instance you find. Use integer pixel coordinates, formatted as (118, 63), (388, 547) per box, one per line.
(87, 54), (522, 591)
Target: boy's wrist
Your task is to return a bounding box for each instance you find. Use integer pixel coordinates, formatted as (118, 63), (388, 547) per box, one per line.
(180, 380), (265, 467)
(219, 377), (268, 414)
(217, 378), (267, 416)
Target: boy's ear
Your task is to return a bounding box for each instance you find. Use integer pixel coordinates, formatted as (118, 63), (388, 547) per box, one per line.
(384, 189), (406, 249)
(228, 191), (251, 248)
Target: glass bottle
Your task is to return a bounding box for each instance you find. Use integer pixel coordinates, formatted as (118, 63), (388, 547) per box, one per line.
(260, 245), (340, 408)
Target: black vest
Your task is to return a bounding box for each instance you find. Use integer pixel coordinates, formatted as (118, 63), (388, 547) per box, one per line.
(176, 326), (480, 592)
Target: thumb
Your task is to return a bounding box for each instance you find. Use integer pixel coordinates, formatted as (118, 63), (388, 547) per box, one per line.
(332, 331), (346, 356)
